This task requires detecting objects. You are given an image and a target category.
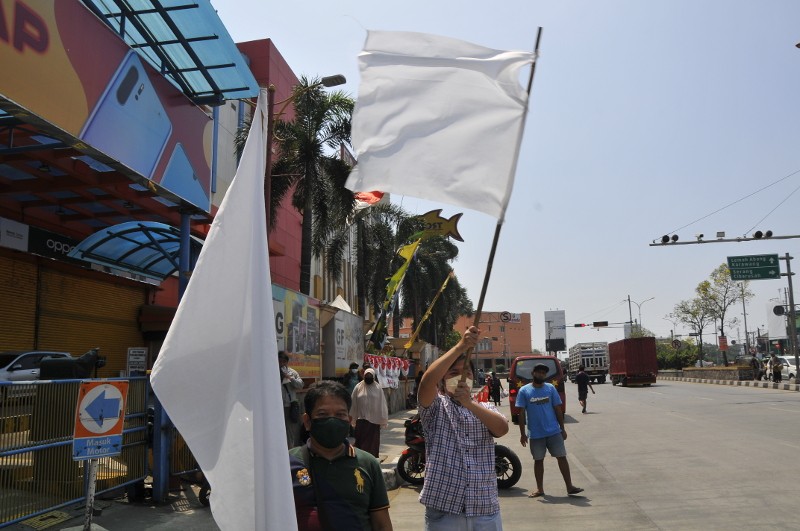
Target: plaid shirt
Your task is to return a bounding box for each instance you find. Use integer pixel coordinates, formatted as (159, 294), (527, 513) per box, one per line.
(418, 394), (501, 516)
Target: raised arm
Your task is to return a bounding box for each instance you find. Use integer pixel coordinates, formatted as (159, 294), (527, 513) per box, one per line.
(417, 326), (479, 408)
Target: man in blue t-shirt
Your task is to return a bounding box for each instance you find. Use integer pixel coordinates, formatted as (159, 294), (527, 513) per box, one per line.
(515, 363), (583, 498)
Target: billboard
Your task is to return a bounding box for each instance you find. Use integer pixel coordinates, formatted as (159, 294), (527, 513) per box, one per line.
(0, 1), (212, 211)
(273, 285), (320, 378)
(322, 310), (364, 378)
(544, 310), (567, 351)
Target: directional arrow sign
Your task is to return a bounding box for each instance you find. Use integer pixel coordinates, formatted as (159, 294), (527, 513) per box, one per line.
(727, 254), (780, 281)
(73, 381), (128, 460)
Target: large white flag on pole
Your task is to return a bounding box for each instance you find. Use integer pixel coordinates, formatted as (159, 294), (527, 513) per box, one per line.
(345, 30), (536, 221)
(151, 88), (297, 531)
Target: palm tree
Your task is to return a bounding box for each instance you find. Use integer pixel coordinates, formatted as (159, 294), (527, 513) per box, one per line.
(322, 201), (412, 318)
(270, 76), (355, 295)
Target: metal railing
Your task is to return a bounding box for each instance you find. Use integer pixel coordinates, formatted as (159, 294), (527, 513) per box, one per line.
(0, 377), (149, 527)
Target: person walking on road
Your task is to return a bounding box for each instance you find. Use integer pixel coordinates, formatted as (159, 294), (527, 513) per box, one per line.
(770, 353), (783, 383)
(350, 368), (389, 458)
(289, 380), (393, 531)
(489, 371), (503, 406)
(343, 362), (361, 394)
(574, 365), (595, 414)
(516, 363), (583, 498)
(417, 326), (509, 530)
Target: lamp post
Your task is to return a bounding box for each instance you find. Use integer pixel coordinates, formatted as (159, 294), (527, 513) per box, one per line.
(627, 296), (654, 333)
(264, 75), (346, 232)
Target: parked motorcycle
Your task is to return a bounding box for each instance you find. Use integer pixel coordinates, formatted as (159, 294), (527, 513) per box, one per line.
(396, 414), (522, 489)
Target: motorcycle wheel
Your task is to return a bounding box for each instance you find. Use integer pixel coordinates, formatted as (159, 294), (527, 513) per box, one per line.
(198, 486), (210, 507)
(495, 444), (523, 489)
(397, 452), (426, 485)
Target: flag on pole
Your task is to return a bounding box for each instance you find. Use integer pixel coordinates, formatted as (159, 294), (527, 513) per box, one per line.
(151, 89), (297, 531)
(404, 272), (454, 349)
(345, 30), (536, 221)
(368, 238), (421, 348)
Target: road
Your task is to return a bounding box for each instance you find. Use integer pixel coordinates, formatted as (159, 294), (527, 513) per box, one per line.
(387, 379), (800, 530)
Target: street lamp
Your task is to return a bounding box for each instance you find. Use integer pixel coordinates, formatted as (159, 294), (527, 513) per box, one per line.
(264, 74), (346, 231)
(626, 296), (654, 332)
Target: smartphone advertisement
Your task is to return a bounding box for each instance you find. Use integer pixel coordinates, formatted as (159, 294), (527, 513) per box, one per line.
(0, 0), (213, 211)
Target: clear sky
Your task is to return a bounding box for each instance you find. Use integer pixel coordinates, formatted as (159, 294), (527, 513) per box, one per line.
(212, 0), (800, 351)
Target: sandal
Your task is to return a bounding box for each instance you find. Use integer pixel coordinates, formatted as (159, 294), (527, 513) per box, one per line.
(567, 486), (584, 495)
(528, 491), (545, 498)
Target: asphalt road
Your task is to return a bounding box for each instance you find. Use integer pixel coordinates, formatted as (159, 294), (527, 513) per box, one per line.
(388, 379), (800, 530)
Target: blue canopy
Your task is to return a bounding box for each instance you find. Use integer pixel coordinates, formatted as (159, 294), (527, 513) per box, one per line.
(68, 221), (203, 281)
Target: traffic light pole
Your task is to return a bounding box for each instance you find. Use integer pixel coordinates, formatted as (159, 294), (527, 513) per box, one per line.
(780, 253), (799, 378)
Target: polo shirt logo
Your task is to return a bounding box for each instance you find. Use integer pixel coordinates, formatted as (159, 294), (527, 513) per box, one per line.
(530, 396), (550, 405)
(354, 469), (365, 493)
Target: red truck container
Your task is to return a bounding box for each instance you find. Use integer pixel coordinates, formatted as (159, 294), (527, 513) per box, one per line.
(609, 337), (658, 386)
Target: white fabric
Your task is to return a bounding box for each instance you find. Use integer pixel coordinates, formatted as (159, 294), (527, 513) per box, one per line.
(350, 369), (389, 427)
(151, 89), (297, 531)
(346, 30), (536, 221)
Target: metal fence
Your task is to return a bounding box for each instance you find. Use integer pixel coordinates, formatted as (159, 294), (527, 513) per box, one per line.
(0, 377), (149, 528)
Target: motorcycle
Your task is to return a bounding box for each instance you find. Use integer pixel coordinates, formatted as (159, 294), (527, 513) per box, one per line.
(396, 414), (522, 489)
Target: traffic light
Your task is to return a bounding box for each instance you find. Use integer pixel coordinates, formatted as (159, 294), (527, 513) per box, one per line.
(592, 321), (609, 327)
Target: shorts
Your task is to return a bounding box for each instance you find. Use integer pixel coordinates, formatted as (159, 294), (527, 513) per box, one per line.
(578, 392), (588, 401)
(530, 433), (567, 461)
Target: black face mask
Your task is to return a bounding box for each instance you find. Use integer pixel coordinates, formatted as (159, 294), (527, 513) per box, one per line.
(364, 376), (374, 384)
(310, 417), (350, 449)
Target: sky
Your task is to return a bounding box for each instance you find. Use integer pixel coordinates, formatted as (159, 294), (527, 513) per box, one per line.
(212, 0), (800, 352)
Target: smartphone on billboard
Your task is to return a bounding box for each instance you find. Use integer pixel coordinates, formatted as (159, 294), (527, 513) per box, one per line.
(80, 51), (172, 179)
(160, 143), (209, 211)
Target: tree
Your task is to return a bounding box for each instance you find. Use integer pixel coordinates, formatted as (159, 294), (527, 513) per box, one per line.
(695, 264), (753, 366)
(672, 298), (715, 365)
(270, 76), (355, 295)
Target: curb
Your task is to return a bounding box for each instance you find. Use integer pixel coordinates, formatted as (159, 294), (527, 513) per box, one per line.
(659, 376), (800, 391)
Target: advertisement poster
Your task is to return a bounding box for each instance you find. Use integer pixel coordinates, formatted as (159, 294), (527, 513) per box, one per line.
(323, 310), (364, 377)
(272, 285), (320, 378)
(0, 1), (212, 211)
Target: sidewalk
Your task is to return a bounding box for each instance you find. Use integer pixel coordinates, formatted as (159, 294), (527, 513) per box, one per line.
(5, 408), (417, 531)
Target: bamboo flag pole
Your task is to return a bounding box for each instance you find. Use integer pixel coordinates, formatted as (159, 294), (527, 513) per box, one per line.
(467, 27), (543, 377)
(404, 272), (454, 352)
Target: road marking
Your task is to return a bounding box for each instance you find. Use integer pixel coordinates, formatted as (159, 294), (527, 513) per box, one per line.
(696, 397), (714, 400)
(569, 454), (598, 484)
(778, 441), (800, 450)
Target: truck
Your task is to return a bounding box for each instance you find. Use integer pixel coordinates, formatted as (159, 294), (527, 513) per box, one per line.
(608, 337), (658, 386)
(568, 342), (608, 384)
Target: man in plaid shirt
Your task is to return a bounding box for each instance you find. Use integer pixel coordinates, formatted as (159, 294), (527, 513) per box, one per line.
(417, 326), (509, 530)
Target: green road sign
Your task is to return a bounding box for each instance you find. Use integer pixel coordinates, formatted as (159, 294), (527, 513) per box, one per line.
(727, 254), (780, 280)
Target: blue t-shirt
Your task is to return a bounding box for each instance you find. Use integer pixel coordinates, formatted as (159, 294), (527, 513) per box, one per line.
(515, 383), (562, 439)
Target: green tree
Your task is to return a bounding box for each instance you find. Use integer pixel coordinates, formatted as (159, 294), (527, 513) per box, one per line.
(444, 329), (462, 351)
(695, 263), (753, 366)
(270, 76), (355, 295)
(672, 298), (715, 364)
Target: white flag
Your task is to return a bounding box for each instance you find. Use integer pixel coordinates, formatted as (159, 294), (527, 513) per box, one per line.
(345, 30), (535, 221)
(151, 89), (297, 531)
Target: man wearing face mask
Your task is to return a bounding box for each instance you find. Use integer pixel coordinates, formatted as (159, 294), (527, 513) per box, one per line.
(350, 368), (389, 457)
(289, 380), (393, 531)
(417, 326), (509, 531)
(516, 363), (583, 498)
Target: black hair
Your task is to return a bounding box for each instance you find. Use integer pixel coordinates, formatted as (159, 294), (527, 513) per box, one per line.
(349, 362), (359, 369)
(278, 350), (289, 362)
(578, 365), (585, 371)
(304, 380), (352, 413)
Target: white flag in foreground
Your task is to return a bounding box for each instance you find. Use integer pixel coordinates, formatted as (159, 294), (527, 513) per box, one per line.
(151, 89), (296, 531)
(346, 31), (536, 221)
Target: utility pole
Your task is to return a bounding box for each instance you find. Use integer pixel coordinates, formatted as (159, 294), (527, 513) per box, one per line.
(780, 253), (799, 375)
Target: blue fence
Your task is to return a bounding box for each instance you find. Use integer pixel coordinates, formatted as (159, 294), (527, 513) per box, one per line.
(0, 378), (149, 527)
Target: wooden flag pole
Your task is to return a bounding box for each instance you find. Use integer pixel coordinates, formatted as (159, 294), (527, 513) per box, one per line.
(467, 27), (543, 377)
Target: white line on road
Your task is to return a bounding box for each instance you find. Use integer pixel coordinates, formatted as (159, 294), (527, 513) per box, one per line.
(569, 453), (598, 484)
(696, 397), (714, 400)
